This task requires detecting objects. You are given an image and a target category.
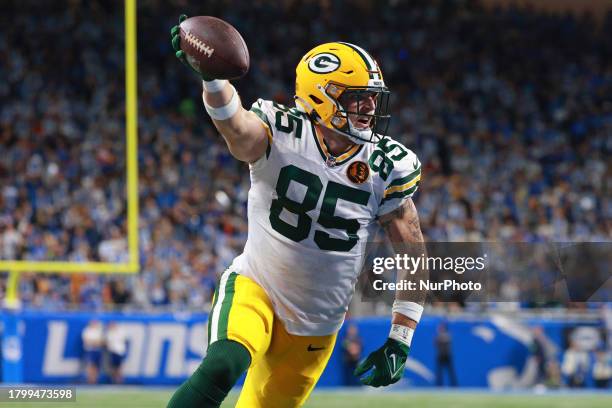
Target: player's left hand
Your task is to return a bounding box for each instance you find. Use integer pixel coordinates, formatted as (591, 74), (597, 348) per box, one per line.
(354, 338), (409, 387)
(170, 14), (214, 81)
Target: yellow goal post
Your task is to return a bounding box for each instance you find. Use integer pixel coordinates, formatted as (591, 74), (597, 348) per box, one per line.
(1, 0), (139, 307)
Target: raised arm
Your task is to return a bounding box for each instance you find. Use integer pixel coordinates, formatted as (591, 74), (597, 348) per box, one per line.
(170, 15), (268, 163)
(201, 81), (269, 163)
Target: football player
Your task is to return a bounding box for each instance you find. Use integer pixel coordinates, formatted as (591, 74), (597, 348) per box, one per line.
(168, 15), (428, 408)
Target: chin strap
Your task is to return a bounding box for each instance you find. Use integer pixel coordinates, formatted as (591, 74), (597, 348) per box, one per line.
(314, 116), (369, 145)
(345, 118), (374, 144)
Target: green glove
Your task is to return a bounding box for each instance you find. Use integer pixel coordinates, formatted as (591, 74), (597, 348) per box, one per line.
(170, 14), (214, 81)
(354, 338), (409, 387)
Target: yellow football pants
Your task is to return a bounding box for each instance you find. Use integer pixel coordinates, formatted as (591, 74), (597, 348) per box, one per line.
(208, 270), (337, 408)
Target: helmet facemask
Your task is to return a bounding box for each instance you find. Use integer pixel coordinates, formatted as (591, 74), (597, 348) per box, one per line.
(294, 42), (392, 145)
(318, 83), (391, 145)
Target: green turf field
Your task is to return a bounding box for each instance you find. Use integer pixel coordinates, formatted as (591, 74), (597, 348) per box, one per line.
(8, 389), (612, 408)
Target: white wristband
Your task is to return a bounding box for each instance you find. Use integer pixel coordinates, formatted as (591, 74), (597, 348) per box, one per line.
(203, 86), (240, 120)
(389, 324), (415, 347)
(202, 79), (228, 93)
(392, 300), (424, 323)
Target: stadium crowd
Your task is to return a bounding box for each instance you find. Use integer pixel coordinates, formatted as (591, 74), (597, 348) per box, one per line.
(0, 0), (610, 311)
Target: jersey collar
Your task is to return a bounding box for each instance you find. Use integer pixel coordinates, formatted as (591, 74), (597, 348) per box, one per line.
(311, 122), (363, 167)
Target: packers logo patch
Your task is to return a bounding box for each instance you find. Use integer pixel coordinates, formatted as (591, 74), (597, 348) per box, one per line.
(347, 161), (369, 184)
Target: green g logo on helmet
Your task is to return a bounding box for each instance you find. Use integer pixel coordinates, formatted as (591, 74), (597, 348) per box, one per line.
(308, 53), (341, 74)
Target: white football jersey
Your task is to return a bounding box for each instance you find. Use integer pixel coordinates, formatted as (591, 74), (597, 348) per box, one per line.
(230, 99), (422, 336)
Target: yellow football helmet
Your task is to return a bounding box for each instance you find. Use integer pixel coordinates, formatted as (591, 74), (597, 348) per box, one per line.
(295, 42), (390, 144)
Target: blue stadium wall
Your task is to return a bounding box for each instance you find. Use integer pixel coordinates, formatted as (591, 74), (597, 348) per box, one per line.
(0, 311), (602, 387)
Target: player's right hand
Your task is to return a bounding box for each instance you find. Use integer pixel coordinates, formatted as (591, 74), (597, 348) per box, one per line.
(170, 14), (214, 81)
(354, 338), (409, 387)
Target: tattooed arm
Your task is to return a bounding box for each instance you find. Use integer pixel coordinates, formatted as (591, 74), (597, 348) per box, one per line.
(353, 198), (427, 387)
(378, 198), (428, 329)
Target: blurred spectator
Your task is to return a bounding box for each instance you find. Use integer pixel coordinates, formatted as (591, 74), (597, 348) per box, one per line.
(108, 280), (131, 306)
(529, 326), (561, 389)
(603, 305), (612, 350)
(0, 0), (610, 311)
(82, 320), (104, 384)
(561, 340), (590, 387)
(531, 326), (548, 385)
(106, 321), (127, 384)
(341, 324), (363, 386)
(544, 359), (562, 389)
(435, 322), (457, 387)
(592, 349), (612, 389)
